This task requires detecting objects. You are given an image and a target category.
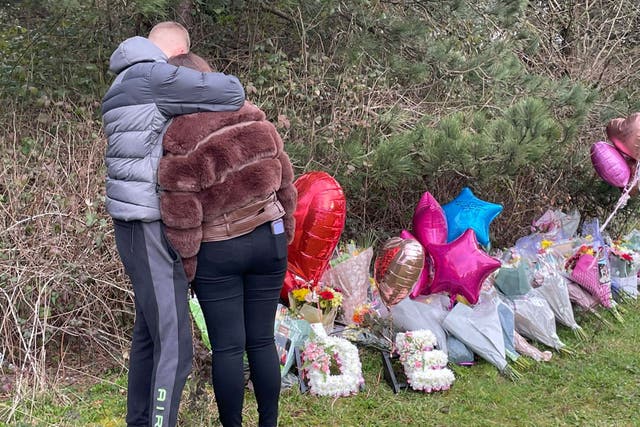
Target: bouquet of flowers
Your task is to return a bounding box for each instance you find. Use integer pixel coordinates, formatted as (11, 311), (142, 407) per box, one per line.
(343, 303), (396, 352)
(390, 294), (450, 356)
(300, 324), (364, 397)
(513, 331), (552, 362)
(289, 285), (343, 333)
(393, 330), (454, 393)
(510, 290), (570, 354)
(496, 297), (531, 369)
(531, 209), (580, 240)
(566, 281), (613, 327)
(273, 304), (312, 377)
(189, 296), (211, 350)
(564, 243), (619, 316)
(564, 243), (596, 272)
(533, 253), (586, 340)
(443, 293), (521, 380)
(321, 242), (374, 324)
(608, 241), (638, 299)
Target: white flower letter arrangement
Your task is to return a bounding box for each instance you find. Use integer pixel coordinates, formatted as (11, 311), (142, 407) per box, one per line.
(300, 324), (364, 397)
(394, 329), (455, 393)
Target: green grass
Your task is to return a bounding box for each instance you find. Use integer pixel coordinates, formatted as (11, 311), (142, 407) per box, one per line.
(2, 300), (639, 427)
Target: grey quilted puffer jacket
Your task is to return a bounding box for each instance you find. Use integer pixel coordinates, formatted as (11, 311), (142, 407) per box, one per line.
(102, 36), (245, 221)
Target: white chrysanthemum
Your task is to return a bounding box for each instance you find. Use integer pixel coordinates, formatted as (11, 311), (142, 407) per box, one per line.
(395, 329), (437, 354)
(302, 335), (364, 397)
(394, 329), (454, 393)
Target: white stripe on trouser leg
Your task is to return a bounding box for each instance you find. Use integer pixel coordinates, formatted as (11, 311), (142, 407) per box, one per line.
(143, 222), (179, 427)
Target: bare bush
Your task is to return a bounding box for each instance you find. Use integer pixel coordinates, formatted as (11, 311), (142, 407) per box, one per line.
(0, 101), (131, 415)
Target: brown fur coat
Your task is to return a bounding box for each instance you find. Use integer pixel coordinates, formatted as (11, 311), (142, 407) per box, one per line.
(158, 101), (297, 280)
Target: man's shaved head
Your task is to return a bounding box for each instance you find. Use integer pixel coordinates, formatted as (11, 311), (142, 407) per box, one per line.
(148, 21), (190, 58)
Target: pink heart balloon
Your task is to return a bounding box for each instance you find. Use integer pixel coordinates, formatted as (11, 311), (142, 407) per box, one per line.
(426, 229), (501, 306)
(403, 192), (448, 299)
(412, 191), (448, 246)
(590, 141), (631, 188)
(606, 113), (640, 160)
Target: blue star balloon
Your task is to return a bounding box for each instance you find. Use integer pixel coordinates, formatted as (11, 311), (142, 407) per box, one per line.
(442, 187), (503, 247)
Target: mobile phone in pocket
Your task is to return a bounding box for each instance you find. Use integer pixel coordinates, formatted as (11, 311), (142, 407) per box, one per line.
(271, 218), (285, 235)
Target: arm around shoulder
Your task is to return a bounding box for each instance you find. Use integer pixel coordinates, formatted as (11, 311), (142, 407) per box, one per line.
(150, 62), (245, 117)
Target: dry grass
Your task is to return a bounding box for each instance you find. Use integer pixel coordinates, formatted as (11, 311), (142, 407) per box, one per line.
(0, 100), (131, 418)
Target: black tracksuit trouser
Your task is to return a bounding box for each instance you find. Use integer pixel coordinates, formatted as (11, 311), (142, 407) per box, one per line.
(113, 219), (192, 427)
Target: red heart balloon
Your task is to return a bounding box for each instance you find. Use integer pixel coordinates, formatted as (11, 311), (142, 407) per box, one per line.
(606, 113), (640, 160)
(285, 171), (347, 289)
(281, 270), (298, 300)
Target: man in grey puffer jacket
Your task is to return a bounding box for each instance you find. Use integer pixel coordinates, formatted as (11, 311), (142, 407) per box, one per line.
(101, 22), (245, 427)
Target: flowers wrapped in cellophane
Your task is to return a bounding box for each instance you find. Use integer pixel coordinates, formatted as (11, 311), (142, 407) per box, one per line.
(390, 294), (450, 356)
(342, 304), (395, 352)
(564, 242), (623, 322)
(608, 240), (639, 299)
(321, 243), (374, 324)
(533, 252), (586, 340)
(531, 209), (581, 241)
(513, 331), (552, 362)
(507, 291), (570, 354)
(443, 292), (521, 380)
(274, 304), (312, 377)
(496, 296), (531, 369)
(289, 284), (343, 333)
(189, 296), (211, 350)
(494, 253), (532, 298)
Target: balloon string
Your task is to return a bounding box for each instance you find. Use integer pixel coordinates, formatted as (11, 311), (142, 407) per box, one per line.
(600, 162), (640, 233)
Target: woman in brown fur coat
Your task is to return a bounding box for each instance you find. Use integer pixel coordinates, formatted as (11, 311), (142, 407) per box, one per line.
(159, 53), (297, 427)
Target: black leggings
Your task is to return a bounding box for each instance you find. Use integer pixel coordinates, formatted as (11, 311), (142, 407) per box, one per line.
(192, 221), (287, 427)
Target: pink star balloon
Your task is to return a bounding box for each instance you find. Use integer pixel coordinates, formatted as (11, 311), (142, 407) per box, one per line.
(426, 228), (501, 305)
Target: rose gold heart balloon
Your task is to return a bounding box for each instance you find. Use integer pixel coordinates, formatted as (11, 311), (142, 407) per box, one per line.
(374, 237), (425, 308)
(606, 113), (640, 160)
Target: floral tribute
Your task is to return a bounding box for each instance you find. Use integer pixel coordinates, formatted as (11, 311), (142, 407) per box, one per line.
(608, 240), (639, 299)
(394, 329), (455, 393)
(300, 326), (364, 397)
(289, 285), (343, 332)
(564, 243), (616, 309)
(290, 286), (343, 312)
(609, 241), (636, 276)
(352, 303), (374, 325)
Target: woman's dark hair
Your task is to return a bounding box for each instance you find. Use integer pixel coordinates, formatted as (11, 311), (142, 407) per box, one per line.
(168, 52), (212, 72)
